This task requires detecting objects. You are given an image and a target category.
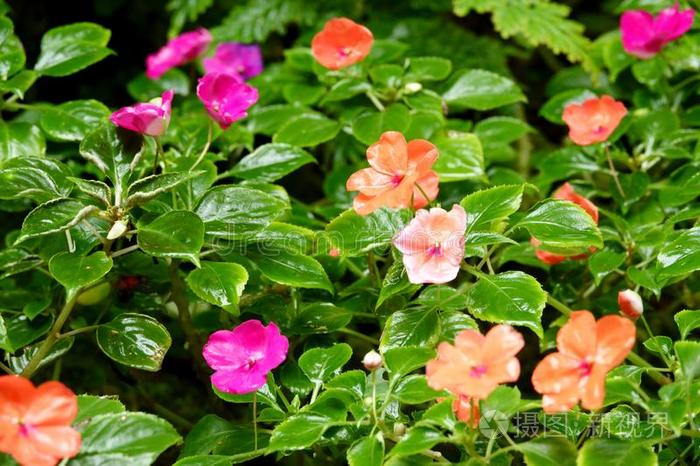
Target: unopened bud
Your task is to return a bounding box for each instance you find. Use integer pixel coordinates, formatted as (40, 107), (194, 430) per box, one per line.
(403, 82), (422, 94)
(393, 422), (406, 437)
(362, 350), (383, 371)
(618, 289), (643, 319)
(107, 219), (129, 240)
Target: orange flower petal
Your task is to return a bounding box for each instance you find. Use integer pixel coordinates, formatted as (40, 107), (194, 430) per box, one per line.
(594, 314), (636, 368)
(453, 395), (480, 428)
(556, 310), (597, 360)
(581, 364), (607, 410)
(0, 375), (35, 419)
(28, 426), (82, 459)
(311, 18), (373, 70)
(553, 183), (599, 224)
(366, 131), (408, 175)
(346, 167), (394, 195)
(454, 329), (485, 359)
(562, 95), (627, 146)
(407, 139), (439, 174)
(8, 435), (58, 466)
(542, 384), (581, 414)
(531, 352), (581, 395)
(482, 325), (524, 366)
(413, 171), (439, 209)
(24, 381), (78, 426)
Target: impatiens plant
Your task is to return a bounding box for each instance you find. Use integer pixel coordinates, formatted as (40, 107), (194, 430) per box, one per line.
(0, 0), (699, 465)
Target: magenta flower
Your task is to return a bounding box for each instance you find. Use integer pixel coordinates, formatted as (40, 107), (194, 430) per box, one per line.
(621, 4), (694, 59)
(197, 73), (259, 129)
(110, 90), (174, 137)
(203, 43), (263, 80)
(393, 204), (467, 284)
(203, 320), (289, 395)
(146, 28), (212, 79)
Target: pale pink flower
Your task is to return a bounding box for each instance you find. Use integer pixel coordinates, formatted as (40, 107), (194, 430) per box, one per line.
(146, 28), (212, 79)
(202, 320), (289, 394)
(109, 90), (174, 136)
(203, 43), (263, 80)
(621, 4), (694, 59)
(393, 204), (466, 284)
(197, 73), (259, 129)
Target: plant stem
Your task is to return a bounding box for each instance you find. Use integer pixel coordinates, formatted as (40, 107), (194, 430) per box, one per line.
(110, 244), (140, 258)
(366, 90), (385, 111)
(190, 120), (213, 171)
(21, 295), (78, 378)
(0, 361), (13, 374)
(546, 295), (572, 316)
(338, 327), (379, 345)
(626, 351), (672, 385)
(153, 137), (164, 174)
(57, 325), (100, 339)
(604, 144), (625, 198)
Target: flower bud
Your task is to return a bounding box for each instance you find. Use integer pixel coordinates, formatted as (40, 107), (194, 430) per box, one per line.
(107, 219), (129, 240)
(393, 422), (406, 437)
(362, 350), (383, 371)
(618, 289), (643, 319)
(403, 82), (422, 94)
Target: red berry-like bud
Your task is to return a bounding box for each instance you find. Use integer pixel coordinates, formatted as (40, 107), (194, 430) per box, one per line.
(618, 289), (643, 319)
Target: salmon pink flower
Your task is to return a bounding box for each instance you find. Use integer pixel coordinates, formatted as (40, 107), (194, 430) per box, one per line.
(621, 4), (694, 59)
(453, 395), (480, 428)
(203, 43), (263, 80)
(110, 89), (174, 137)
(312, 17), (373, 70)
(562, 95), (627, 146)
(203, 320), (289, 394)
(146, 28), (212, 79)
(618, 289), (644, 319)
(0, 376), (81, 466)
(532, 310), (636, 413)
(393, 204), (466, 284)
(427, 325), (524, 400)
(532, 182), (599, 265)
(197, 73), (259, 129)
(346, 131), (439, 215)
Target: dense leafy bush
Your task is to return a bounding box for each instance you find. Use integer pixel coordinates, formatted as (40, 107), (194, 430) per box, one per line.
(0, 0), (699, 465)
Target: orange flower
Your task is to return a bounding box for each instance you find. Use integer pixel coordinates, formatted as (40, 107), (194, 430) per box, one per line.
(562, 95), (627, 146)
(453, 395), (480, 428)
(346, 131), (439, 215)
(426, 325), (524, 400)
(531, 182), (599, 265)
(532, 310), (636, 413)
(311, 18), (373, 70)
(0, 376), (81, 466)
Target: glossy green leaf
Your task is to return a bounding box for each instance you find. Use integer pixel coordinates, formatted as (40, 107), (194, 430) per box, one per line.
(475, 116), (532, 144)
(75, 395), (125, 424)
(674, 310), (700, 340)
(352, 104), (411, 145)
(39, 100), (110, 141)
(69, 412), (180, 465)
(298, 343), (352, 383)
(383, 346), (435, 377)
(0, 157), (73, 203)
(577, 439), (656, 466)
(96, 313), (172, 371)
(267, 413), (332, 452)
(389, 426), (444, 457)
(229, 143), (315, 182)
(675, 341), (700, 381)
(518, 437), (577, 466)
(539, 89), (596, 124)
(179, 414), (267, 459)
(273, 114), (340, 147)
(0, 314), (52, 353)
(347, 434), (384, 466)
(127, 68), (190, 101)
(0, 69), (38, 98)
(125, 171), (199, 208)
(380, 308), (440, 352)
(49, 251), (113, 300)
(68, 178), (112, 206)
(433, 132), (485, 181)
(137, 211), (204, 266)
(588, 249), (626, 285)
(35, 22), (112, 76)
(405, 56), (452, 81)
(376, 259), (420, 309)
(657, 227), (700, 279)
(467, 271), (546, 337)
(8, 336), (74, 373)
(250, 248), (333, 292)
(460, 184), (524, 233)
(324, 208), (410, 257)
(195, 186), (287, 240)
(394, 375), (444, 404)
(246, 104), (299, 136)
(0, 34), (25, 80)
(186, 261), (248, 314)
(291, 303), (353, 335)
(16, 198), (98, 244)
(0, 121), (45, 163)
(443, 69), (525, 110)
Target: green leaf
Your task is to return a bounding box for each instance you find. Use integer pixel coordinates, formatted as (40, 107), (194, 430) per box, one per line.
(0, 157), (73, 203)
(246, 104), (299, 136)
(39, 100), (110, 142)
(466, 271), (545, 337)
(540, 89), (596, 124)
(96, 313), (172, 371)
(179, 414), (266, 459)
(229, 143), (315, 182)
(443, 69), (525, 110)
(69, 412), (180, 465)
(35, 22), (112, 77)
(273, 114), (340, 147)
(195, 186), (287, 240)
(675, 341), (700, 381)
(125, 171), (199, 208)
(577, 439), (656, 466)
(0, 34), (25, 80)
(267, 413), (332, 452)
(675, 310), (700, 340)
(0, 70), (38, 98)
(394, 375), (444, 404)
(75, 395), (125, 424)
(49, 251), (113, 300)
(298, 343), (352, 383)
(0, 121), (46, 163)
(518, 437), (577, 466)
(475, 116), (532, 144)
(389, 426), (444, 457)
(250, 248), (333, 293)
(69, 178), (112, 206)
(324, 208), (409, 257)
(137, 211), (204, 267)
(323, 78), (371, 103)
(348, 434), (384, 466)
(384, 346), (435, 377)
(376, 259), (420, 309)
(79, 123), (144, 199)
(292, 303), (353, 335)
(0, 314), (52, 353)
(406, 56), (452, 82)
(127, 68), (190, 101)
(7, 335), (73, 373)
(380, 308), (440, 352)
(588, 249), (626, 285)
(186, 261), (248, 314)
(657, 227), (700, 279)
(517, 199), (603, 252)
(352, 104), (411, 146)
(461, 184), (524, 233)
(433, 132), (485, 181)
(16, 198), (98, 244)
